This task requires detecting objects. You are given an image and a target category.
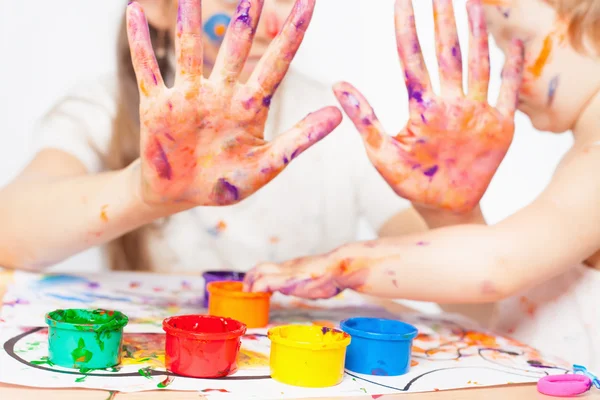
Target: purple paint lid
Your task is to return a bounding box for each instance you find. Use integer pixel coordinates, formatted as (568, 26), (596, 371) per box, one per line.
(202, 270), (246, 308)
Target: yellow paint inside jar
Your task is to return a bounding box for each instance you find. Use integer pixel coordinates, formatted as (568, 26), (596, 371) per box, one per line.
(267, 325), (351, 388)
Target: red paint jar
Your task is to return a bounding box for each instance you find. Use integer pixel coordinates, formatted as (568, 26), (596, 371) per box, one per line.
(163, 315), (246, 378)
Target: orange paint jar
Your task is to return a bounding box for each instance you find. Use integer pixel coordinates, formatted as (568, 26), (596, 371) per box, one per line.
(207, 281), (271, 328)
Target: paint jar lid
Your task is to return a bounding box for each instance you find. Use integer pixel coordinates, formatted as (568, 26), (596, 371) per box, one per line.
(268, 325), (351, 350)
(45, 309), (128, 332)
(163, 315), (246, 340)
(203, 270), (246, 279)
(340, 317), (418, 341)
(207, 281), (271, 299)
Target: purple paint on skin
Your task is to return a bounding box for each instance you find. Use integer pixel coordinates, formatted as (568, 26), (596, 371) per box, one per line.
(547, 75), (559, 106)
(412, 163), (421, 170)
(424, 165), (438, 177)
(405, 73), (424, 103)
(243, 97), (256, 110)
(412, 41), (420, 54)
(214, 178), (239, 203)
(421, 114), (427, 123)
(409, 88), (423, 103)
(262, 95), (272, 107)
(152, 72), (158, 85)
(451, 46), (459, 58)
(167, 102), (173, 111)
(154, 139), (173, 180)
(344, 92), (360, 108)
(362, 117), (372, 126)
(321, 326), (331, 334)
(283, 156), (289, 165)
(291, 1), (306, 29)
(235, 1), (252, 25)
(290, 148), (300, 160)
(497, 6), (510, 18)
(416, 241), (430, 246)
(164, 133), (175, 141)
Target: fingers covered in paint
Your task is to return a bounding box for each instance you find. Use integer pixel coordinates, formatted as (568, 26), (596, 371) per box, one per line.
(126, 3), (165, 98)
(244, 262), (343, 299)
(211, 0), (264, 86)
(175, 0), (204, 80)
(395, 0), (433, 107)
(466, 0), (491, 101)
(497, 38), (525, 117)
(264, 106), (342, 170)
(247, 0), (316, 104)
(433, 0), (463, 96)
(333, 82), (388, 152)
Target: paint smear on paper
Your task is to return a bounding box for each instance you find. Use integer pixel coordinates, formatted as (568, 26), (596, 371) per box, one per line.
(138, 367), (153, 379)
(201, 388), (231, 393)
(157, 375), (174, 388)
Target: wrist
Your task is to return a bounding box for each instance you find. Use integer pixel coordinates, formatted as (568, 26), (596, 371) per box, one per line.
(413, 204), (486, 229)
(329, 244), (371, 292)
(123, 160), (191, 220)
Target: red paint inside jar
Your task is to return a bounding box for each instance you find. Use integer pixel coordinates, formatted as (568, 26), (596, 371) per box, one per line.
(163, 315), (246, 378)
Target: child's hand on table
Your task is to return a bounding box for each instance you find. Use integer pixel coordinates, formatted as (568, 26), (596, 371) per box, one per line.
(128, 0), (342, 206)
(334, 0), (524, 213)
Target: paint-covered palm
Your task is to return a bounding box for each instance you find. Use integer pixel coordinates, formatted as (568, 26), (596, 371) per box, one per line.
(334, 0), (524, 213)
(127, 0), (341, 205)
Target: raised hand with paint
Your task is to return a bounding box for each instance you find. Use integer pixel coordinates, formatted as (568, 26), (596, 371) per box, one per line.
(0, 0), (408, 279)
(335, 0), (523, 213)
(128, 0), (341, 205)
(246, 0), (600, 371)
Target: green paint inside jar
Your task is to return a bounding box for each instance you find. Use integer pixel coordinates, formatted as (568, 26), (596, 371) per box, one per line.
(45, 309), (128, 370)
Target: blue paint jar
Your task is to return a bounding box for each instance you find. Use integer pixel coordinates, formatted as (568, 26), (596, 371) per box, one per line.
(340, 317), (418, 376)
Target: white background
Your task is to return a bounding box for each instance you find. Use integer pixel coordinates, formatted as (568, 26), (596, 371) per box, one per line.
(0, 0), (572, 274)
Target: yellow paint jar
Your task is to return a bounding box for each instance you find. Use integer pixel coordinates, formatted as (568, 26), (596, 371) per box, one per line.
(268, 325), (351, 388)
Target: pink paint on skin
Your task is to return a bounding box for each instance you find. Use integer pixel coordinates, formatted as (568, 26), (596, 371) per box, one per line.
(481, 280), (499, 295)
(125, 0), (341, 206)
(333, 0), (524, 213)
(265, 11), (281, 39)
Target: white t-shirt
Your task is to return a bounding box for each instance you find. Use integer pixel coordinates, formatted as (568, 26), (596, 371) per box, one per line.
(490, 263), (600, 372)
(31, 71), (409, 272)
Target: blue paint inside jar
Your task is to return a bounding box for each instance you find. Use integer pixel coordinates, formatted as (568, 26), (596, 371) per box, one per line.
(340, 317), (418, 376)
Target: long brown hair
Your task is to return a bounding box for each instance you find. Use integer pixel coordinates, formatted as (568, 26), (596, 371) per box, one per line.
(105, 12), (173, 271)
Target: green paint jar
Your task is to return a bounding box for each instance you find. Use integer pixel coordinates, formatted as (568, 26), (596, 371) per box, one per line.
(45, 309), (128, 369)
